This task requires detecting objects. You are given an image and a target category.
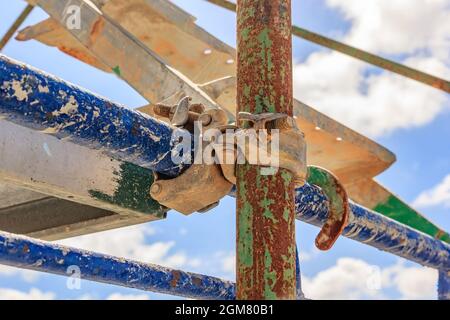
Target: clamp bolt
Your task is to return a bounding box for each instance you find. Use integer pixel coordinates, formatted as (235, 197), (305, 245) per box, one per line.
(150, 183), (162, 196)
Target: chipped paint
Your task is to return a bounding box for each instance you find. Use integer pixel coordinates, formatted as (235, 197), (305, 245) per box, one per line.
(236, 0), (296, 300)
(0, 54), (189, 177)
(295, 183), (450, 270)
(438, 270), (450, 300)
(205, 0), (450, 93)
(89, 162), (163, 216)
(1, 79), (31, 101)
(374, 195), (450, 243)
(0, 231), (235, 300)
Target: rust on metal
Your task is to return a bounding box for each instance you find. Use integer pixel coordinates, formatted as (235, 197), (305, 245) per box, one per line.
(307, 166), (350, 251)
(236, 0), (297, 300)
(205, 0), (450, 93)
(150, 163), (233, 215)
(237, 112), (307, 186)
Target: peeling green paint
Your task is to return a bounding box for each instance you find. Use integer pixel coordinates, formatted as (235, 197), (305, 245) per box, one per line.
(112, 66), (121, 77)
(374, 195), (450, 243)
(89, 162), (165, 217)
(264, 248), (277, 299)
(238, 174), (254, 268)
(237, 0), (296, 300)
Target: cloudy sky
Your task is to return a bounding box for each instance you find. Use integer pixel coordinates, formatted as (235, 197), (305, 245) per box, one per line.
(0, 0), (449, 300)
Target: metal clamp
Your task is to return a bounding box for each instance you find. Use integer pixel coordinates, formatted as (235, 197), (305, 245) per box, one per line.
(307, 166), (350, 251)
(150, 97), (232, 214)
(150, 163), (233, 215)
(237, 112), (307, 186)
(153, 96), (229, 133)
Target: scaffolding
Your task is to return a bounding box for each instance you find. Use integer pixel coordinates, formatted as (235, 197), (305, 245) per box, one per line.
(0, 0), (449, 300)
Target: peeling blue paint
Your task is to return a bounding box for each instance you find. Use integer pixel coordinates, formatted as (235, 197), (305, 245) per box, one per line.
(0, 231), (235, 300)
(438, 270), (450, 300)
(0, 54), (449, 298)
(0, 55), (189, 177)
(295, 245), (305, 300)
(295, 184), (450, 270)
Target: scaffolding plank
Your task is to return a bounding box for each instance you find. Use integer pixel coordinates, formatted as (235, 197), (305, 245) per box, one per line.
(0, 119), (166, 229)
(18, 0), (395, 188)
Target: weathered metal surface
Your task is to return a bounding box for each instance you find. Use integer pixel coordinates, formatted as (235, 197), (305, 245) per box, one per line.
(347, 179), (450, 243)
(18, 0), (397, 190)
(438, 270), (450, 300)
(236, 0), (297, 300)
(27, 0), (229, 118)
(237, 112), (307, 186)
(205, 0), (450, 93)
(151, 164), (233, 215)
(0, 55), (176, 238)
(0, 54), (188, 177)
(295, 183), (450, 270)
(307, 166), (349, 250)
(0, 182), (156, 241)
(16, 18), (110, 72)
(0, 119), (167, 236)
(2, 55), (449, 268)
(0, 3), (34, 51)
(0, 231), (235, 300)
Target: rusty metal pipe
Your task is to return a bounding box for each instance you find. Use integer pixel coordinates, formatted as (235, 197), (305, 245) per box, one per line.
(205, 0), (450, 93)
(236, 0), (297, 300)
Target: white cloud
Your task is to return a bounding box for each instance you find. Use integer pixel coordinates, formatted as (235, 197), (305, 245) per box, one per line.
(413, 174), (450, 208)
(221, 253), (235, 274)
(0, 265), (41, 283)
(58, 224), (191, 269)
(302, 258), (385, 299)
(0, 287), (55, 300)
(293, 0), (450, 138)
(302, 258), (437, 300)
(106, 293), (149, 300)
(382, 263), (437, 300)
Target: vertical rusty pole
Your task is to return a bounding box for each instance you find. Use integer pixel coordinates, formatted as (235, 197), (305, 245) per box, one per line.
(236, 0), (296, 299)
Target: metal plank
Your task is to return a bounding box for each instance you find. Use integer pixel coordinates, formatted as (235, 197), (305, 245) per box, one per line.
(17, 0), (396, 187)
(0, 119), (166, 220)
(29, 0), (228, 115)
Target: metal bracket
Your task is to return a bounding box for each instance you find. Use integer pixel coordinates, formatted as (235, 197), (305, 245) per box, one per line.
(307, 166), (350, 251)
(150, 164), (233, 215)
(151, 97), (232, 214)
(237, 112), (307, 186)
(153, 96), (229, 133)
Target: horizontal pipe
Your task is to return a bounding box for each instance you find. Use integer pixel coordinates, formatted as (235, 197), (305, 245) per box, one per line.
(0, 231), (235, 300)
(204, 0), (450, 93)
(0, 55), (188, 177)
(1, 54), (449, 271)
(439, 270), (450, 300)
(295, 184), (450, 270)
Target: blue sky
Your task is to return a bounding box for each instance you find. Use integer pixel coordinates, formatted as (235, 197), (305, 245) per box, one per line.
(0, 0), (449, 300)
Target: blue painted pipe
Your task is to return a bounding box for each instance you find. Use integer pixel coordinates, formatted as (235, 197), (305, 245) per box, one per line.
(295, 246), (305, 300)
(296, 184), (450, 270)
(0, 55), (449, 271)
(438, 270), (450, 300)
(0, 55), (189, 177)
(0, 231), (235, 300)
